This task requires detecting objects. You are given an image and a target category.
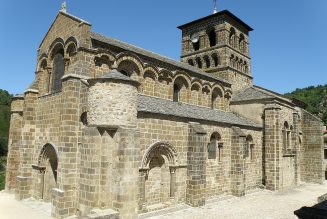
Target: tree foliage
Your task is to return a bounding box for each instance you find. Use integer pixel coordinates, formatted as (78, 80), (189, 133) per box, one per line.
(0, 89), (12, 156)
(285, 84), (327, 125)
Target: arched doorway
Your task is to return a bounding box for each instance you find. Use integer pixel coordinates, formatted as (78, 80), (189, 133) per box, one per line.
(139, 141), (179, 210)
(34, 144), (58, 201)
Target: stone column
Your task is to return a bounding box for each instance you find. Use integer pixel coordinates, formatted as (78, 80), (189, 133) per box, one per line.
(78, 126), (101, 216)
(112, 127), (140, 219)
(231, 126), (246, 197)
(293, 111), (300, 185)
(169, 167), (177, 199)
(16, 89), (38, 200)
(52, 76), (82, 218)
(138, 169), (147, 211)
(5, 95), (24, 191)
(186, 122), (207, 207)
(199, 35), (206, 50)
(263, 103), (282, 191)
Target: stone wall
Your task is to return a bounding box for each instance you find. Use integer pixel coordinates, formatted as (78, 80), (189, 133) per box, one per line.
(137, 114), (263, 207)
(300, 109), (324, 183)
(87, 82), (138, 127)
(5, 97), (24, 190)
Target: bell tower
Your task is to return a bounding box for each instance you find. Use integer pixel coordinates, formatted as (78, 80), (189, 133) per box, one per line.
(178, 10), (253, 93)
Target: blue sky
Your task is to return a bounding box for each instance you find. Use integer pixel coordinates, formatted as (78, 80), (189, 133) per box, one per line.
(0, 0), (326, 95)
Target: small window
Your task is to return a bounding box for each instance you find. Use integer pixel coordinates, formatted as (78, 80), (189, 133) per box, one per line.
(229, 28), (236, 47)
(208, 135), (217, 159)
(173, 84), (180, 102)
(246, 135), (254, 160)
(211, 92), (218, 109)
(203, 56), (210, 68)
(80, 112), (88, 126)
(188, 59), (194, 66)
(208, 132), (223, 161)
(52, 49), (65, 92)
(208, 29), (216, 47)
(282, 122), (290, 153)
(192, 41), (200, 51)
(196, 57), (202, 69)
(239, 34), (245, 53)
(212, 54), (220, 67)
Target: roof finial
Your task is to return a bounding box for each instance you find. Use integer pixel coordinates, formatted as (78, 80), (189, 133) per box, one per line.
(60, 1), (67, 13)
(213, 0), (217, 14)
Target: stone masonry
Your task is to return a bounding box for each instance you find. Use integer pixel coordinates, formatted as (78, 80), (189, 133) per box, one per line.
(5, 7), (325, 219)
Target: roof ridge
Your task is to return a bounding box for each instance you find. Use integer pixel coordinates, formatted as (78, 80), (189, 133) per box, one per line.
(59, 11), (91, 25)
(253, 85), (291, 102)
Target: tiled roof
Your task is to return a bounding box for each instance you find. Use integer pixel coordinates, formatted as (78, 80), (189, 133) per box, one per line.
(231, 87), (274, 102)
(138, 95), (262, 128)
(99, 69), (136, 82)
(231, 86), (292, 104)
(90, 32), (231, 86)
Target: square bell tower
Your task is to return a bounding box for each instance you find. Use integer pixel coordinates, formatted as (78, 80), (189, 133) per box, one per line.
(178, 10), (253, 93)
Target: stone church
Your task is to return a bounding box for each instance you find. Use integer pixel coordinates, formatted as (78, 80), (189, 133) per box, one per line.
(5, 5), (325, 219)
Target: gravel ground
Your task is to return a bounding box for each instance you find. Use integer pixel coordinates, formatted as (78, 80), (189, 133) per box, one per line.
(0, 182), (326, 219)
(0, 191), (52, 219)
(145, 182), (327, 219)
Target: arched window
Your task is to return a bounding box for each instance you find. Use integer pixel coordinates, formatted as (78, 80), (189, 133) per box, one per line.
(207, 29), (216, 47)
(117, 59), (141, 82)
(211, 88), (222, 110)
(208, 132), (223, 160)
(229, 28), (236, 47)
(173, 83), (181, 102)
(235, 57), (239, 69)
(190, 83), (200, 105)
(66, 43), (77, 57)
(80, 112), (88, 126)
(203, 56), (210, 68)
(230, 54), (235, 68)
(239, 59), (243, 71)
(188, 59), (194, 66)
(52, 48), (65, 92)
(212, 54), (220, 67)
(246, 135), (254, 160)
(244, 62), (248, 74)
(192, 41), (200, 51)
(282, 122), (291, 153)
(195, 57), (202, 69)
(239, 34), (245, 53)
(173, 76), (189, 103)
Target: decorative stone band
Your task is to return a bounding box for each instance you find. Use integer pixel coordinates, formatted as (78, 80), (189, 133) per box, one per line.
(61, 73), (90, 81)
(24, 89), (39, 94)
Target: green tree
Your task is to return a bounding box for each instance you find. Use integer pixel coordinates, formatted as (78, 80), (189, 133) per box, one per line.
(285, 84), (327, 125)
(0, 89), (12, 156)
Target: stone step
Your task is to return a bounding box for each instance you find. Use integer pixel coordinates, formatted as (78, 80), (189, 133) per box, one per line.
(138, 203), (189, 219)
